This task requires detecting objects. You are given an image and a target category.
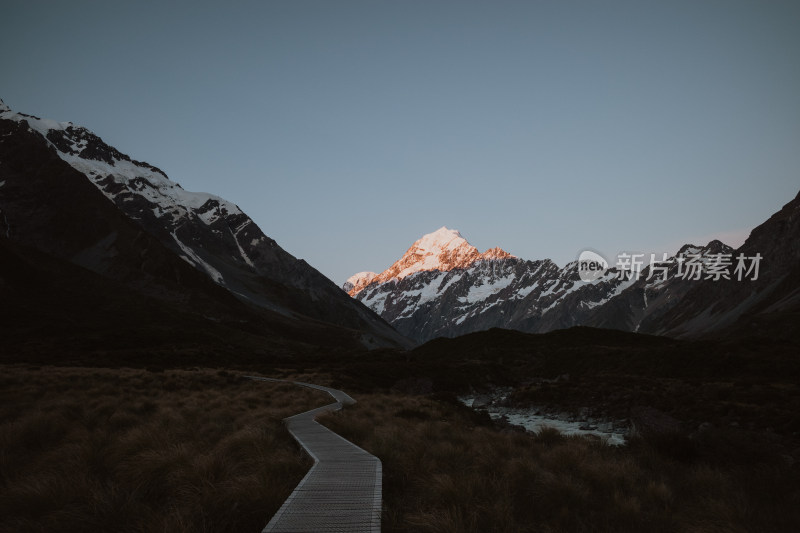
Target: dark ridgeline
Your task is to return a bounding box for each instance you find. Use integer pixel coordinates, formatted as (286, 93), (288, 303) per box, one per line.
(0, 100), (409, 364)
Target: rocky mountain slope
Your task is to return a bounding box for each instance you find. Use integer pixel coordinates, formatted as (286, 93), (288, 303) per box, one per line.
(347, 227), (636, 342)
(347, 193), (799, 343)
(0, 99), (408, 352)
(605, 190), (800, 338)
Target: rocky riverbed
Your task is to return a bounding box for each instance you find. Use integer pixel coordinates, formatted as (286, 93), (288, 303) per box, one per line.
(460, 387), (629, 446)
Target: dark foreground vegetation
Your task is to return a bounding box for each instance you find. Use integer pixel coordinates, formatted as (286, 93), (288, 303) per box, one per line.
(0, 366), (329, 532)
(332, 326), (800, 437)
(321, 392), (800, 533)
(2, 323), (799, 532)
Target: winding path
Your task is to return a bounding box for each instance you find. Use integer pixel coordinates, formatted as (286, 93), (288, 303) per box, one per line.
(246, 376), (382, 533)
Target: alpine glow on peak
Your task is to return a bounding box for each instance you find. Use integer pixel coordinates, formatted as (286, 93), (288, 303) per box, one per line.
(345, 227), (514, 296)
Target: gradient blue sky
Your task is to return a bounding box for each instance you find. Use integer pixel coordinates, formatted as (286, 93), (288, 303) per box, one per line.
(2, 1), (798, 285)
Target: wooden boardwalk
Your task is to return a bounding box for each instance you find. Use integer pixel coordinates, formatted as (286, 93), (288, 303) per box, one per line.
(246, 376), (382, 533)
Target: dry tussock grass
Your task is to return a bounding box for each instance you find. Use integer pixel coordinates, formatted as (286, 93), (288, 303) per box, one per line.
(0, 365), (329, 532)
(321, 393), (800, 533)
(4, 365), (797, 532)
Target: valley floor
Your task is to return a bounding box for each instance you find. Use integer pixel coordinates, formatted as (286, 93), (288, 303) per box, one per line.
(2, 355), (799, 532)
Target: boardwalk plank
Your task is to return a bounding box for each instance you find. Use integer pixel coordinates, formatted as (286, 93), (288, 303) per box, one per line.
(246, 377), (382, 533)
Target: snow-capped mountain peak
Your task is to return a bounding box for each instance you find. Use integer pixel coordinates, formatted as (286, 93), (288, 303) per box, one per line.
(1, 99), (409, 348)
(480, 246), (515, 260)
(415, 226), (466, 252)
(343, 271), (377, 293)
(345, 227), (515, 296)
(393, 226), (480, 277)
(0, 102), (244, 230)
(345, 226), (765, 343)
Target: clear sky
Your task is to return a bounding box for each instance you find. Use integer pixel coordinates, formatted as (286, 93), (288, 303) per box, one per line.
(2, 1), (798, 285)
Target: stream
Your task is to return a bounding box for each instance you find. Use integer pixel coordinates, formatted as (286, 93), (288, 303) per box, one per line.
(459, 390), (629, 446)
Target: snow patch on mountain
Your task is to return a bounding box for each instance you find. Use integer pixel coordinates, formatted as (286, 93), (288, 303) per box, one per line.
(0, 103), (243, 230)
(462, 274), (515, 303)
(171, 230), (224, 284)
(343, 271), (377, 293)
(361, 287), (390, 315)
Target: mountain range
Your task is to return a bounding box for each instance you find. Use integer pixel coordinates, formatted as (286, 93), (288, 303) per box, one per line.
(2, 98), (797, 357)
(0, 99), (409, 361)
(346, 192), (800, 344)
